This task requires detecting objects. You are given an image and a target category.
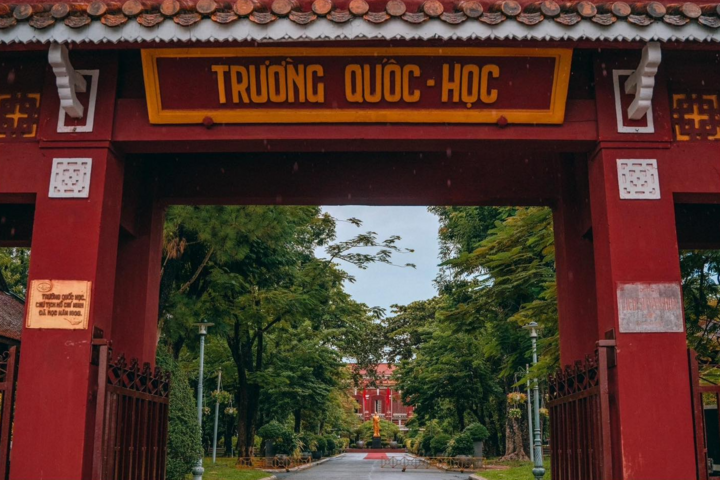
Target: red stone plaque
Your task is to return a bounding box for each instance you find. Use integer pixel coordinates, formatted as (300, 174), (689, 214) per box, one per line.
(142, 47), (573, 125)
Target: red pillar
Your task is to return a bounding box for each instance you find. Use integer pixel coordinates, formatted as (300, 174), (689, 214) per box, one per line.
(554, 156), (599, 364)
(11, 149), (124, 480)
(111, 190), (165, 363)
(588, 148), (696, 480)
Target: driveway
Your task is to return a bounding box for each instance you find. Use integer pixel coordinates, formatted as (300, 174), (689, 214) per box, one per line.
(275, 453), (471, 479)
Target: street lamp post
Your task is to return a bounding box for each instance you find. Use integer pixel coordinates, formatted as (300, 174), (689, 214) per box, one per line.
(524, 322), (545, 480)
(192, 322), (214, 480)
(526, 364), (534, 463)
(212, 370), (222, 464)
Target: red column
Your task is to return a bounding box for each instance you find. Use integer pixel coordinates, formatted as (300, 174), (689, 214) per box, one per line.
(554, 157), (599, 364)
(111, 196), (165, 364)
(588, 148), (696, 480)
(11, 149), (124, 480)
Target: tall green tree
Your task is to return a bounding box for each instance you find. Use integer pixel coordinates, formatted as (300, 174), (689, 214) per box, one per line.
(160, 206), (412, 458)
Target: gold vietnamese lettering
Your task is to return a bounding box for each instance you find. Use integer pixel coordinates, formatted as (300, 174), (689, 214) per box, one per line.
(442, 63), (500, 107)
(213, 61), (325, 105)
(345, 63), (422, 104)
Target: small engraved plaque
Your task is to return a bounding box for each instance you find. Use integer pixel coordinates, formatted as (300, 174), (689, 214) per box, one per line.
(26, 280), (92, 330)
(617, 282), (683, 333)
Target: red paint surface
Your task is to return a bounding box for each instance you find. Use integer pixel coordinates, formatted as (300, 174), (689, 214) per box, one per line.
(365, 453), (389, 460)
(155, 53), (557, 111)
(1, 46), (720, 480)
(588, 149), (697, 480)
(10, 149), (124, 480)
(554, 157), (599, 364)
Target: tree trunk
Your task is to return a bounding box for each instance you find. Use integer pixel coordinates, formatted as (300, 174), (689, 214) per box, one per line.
(294, 409), (302, 433)
(224, 416), (235, 457)
(501, 416), (529, 461)
(456, 404), (466, 431)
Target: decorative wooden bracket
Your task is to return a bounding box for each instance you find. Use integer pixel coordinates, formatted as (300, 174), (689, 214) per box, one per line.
(48, 43), (87, 119)
(624, 42), (661, 121)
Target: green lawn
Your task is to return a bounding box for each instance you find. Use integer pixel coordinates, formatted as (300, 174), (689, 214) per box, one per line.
(186, 457), (272, 480)
(479, 460), (551, 480)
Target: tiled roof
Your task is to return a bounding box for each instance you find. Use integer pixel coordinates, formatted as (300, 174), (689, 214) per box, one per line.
(0, 0), (718, 32)
(0, 292), (23, 342)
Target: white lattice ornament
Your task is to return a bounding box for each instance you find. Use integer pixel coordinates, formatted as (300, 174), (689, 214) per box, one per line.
(617, 159), (660, 200)
(49, 158), (92, 198)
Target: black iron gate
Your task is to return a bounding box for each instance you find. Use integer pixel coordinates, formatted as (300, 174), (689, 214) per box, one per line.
(547, 338), (615, 480)
(92, 343), (170, 480)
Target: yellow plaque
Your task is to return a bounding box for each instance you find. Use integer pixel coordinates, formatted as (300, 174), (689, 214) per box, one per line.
(141, 47), (573, 125)
(26, 280), (92, 330)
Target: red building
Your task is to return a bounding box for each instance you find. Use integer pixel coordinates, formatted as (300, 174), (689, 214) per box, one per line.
(350, 364), (414, 431)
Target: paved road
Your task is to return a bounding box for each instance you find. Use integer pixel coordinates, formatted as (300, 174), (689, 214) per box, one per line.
(275, 453), (470, 480)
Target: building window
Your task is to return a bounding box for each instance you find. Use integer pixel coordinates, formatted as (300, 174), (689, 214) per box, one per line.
(375, 399), (382, 413)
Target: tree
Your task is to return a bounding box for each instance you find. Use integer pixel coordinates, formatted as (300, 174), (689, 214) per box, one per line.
(160, 206), (412, 459)
(156, 345), (202, 480)
(681, 250), (720, 361)
(0, 247), (30, 297)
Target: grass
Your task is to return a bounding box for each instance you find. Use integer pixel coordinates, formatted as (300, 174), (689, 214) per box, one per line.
(478, 460), (551, 480)
(186, 457), (273, 480)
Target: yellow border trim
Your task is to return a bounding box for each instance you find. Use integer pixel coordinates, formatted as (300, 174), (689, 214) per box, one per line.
(141, 47), (573, 125)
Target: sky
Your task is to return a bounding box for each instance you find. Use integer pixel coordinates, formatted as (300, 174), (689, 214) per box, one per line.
(315, 206), (441, 315)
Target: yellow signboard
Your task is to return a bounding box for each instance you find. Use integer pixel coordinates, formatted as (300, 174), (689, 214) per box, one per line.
(141, 47), (573, 125)
(26, 280), (91, 330)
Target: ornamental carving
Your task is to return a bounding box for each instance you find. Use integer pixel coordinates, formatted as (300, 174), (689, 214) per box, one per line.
(49, 158), (93, 198)
(672, 93), (720, 141)
(617, 159), (660, 200)
(0, 92), (41, 139)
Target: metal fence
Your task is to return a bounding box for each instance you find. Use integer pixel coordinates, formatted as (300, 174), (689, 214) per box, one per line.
(92, 344), (170, 480)
(547, 338), (615, 480)
(0, 347), (18, 480)
(236, 456), (313, 470)
(379, 457), (482, 471)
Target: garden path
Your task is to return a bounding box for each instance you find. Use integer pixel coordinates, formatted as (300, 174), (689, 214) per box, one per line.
(275, 453), (470, 479)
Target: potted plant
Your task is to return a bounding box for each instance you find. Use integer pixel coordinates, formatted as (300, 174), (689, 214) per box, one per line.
(463, 423), (490, 460)
(257, 421), (287, 459)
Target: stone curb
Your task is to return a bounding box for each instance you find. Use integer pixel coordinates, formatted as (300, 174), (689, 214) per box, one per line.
(468, 474), (488, 480)
(262, 453), (341, 473)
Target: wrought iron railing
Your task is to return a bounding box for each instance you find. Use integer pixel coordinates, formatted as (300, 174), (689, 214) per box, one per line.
(92, 344), (170, 480)
(379, 456), (482, 471)
(236, 456), (313, 470)
(547, 338), (615, 480)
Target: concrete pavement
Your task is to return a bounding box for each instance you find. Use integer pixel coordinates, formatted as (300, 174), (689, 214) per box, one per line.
(275, 453), (470, 479)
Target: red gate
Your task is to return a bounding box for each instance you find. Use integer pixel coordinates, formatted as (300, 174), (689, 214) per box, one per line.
(92, 343), (170, 480)
(0, 347), (18, 480)
(547, 338), (615, 480)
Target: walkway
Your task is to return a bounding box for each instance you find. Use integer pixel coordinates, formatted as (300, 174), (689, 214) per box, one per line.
(275, 453), (470, 479)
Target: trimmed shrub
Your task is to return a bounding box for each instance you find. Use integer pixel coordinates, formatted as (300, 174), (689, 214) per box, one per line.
(314, 435), (327, 454)
(430, 434), (452, 457)
(324, 435), (336, 453)
(257, 421), (287, 441)
(464, 423), (491, 442)
(156, 347), (202, 480)
(447, 433), (474, 457)
(258, 421), (297, 455)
